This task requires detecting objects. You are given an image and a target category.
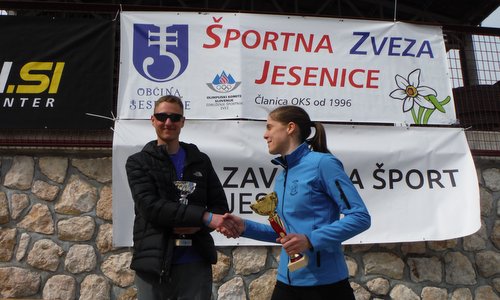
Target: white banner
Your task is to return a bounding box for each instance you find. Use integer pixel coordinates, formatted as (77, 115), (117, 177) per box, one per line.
(118, 12), (456, 125)
(112, 121), (480, 246)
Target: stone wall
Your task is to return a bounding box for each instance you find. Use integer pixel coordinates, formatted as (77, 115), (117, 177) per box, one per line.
(0, 153), (499, 300)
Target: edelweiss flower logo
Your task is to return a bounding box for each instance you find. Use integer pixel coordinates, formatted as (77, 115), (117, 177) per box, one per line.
(390, 69), (451, 124)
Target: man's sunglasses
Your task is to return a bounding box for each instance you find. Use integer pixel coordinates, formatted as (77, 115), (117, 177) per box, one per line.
(153, 113), (183, 122)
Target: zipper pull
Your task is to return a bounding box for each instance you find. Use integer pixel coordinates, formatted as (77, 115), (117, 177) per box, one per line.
(335, 180), (351, 209)
(159, 270), (165, 284)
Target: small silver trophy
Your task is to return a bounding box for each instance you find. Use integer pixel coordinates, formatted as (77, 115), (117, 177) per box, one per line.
(173, 181), (197, 246)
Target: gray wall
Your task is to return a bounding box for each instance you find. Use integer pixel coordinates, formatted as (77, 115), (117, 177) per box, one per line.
(0, 153), (498, 299)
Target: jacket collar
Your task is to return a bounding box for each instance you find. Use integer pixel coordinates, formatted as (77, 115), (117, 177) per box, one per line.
(271, 142), (310, 169)
(143, 140), (168, 158)
(142, 140), (200, 163)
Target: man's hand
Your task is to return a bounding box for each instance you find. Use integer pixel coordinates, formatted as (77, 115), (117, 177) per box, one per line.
(216, 213), (245, 238)
(278, 233), (312, 256)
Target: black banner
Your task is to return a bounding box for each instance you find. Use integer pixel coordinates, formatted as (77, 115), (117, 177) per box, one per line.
(0, 16), (114, 129)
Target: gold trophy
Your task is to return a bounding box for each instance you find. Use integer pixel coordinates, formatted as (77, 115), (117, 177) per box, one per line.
(173, 181), (197, 246)
(250, 192), (308, 272)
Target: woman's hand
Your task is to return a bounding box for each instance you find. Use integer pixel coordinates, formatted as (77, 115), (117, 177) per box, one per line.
(278, 233), (312, 256)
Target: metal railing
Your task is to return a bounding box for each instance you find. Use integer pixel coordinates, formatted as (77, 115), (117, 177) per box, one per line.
(445, 26), (500, 156)
(0, 10), (499, 155)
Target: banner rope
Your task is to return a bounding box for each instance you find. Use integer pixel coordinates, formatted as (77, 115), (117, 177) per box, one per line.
(393, 0), (398, 22)
(85, 111), (117, 132)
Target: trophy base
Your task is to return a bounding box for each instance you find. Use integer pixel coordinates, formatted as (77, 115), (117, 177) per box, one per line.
(175, 239), (192, 246)
(288, 254), (308, 272)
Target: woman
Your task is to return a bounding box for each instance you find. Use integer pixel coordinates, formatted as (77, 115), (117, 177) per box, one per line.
(220, 105), (371, 299)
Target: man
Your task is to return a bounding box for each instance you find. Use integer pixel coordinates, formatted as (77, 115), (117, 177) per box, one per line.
(126, 95), (231, 299)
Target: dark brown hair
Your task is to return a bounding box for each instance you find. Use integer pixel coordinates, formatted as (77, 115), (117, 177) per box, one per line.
(269, 106), (331, 154)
